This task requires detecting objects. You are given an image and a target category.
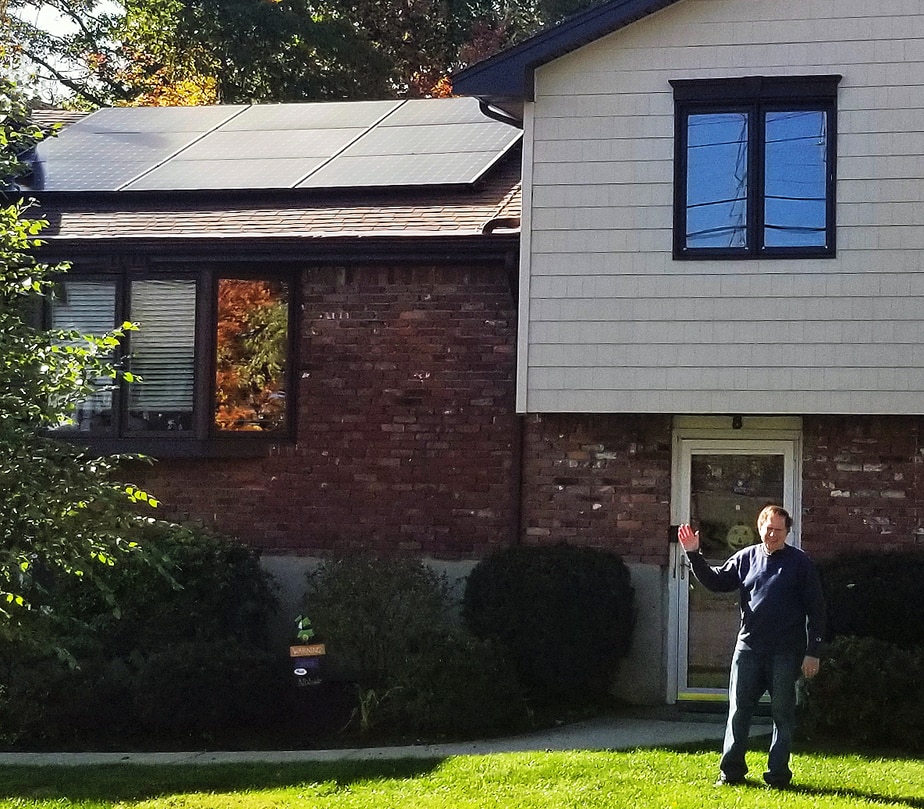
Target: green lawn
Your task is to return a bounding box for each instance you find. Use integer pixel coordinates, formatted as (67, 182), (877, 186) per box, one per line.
(1, 746), (922, 808)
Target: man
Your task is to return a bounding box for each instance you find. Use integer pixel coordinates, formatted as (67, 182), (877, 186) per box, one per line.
(677, 505), (825, 789)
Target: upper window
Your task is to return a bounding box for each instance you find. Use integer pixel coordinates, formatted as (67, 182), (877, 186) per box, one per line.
(48, 267), (294, 455)
(671, 75), (841, 259)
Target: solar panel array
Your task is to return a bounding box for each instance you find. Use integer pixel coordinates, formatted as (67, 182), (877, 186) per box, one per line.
(31, 98), (521, 192)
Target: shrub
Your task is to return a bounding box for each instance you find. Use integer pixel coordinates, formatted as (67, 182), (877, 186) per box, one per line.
(817, 549), (924, 648)
(0, 523), (283, 749)
(800, 635), (924, 752)
(133, 641), (286, 740)
(462, 544), (635, 701)
(50, 521), (278, 653)
(301, 555), (527, 737)
(381, 630), (526, 738)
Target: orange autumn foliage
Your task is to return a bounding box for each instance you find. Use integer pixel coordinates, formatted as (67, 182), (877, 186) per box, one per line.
(214, 279), (288, 432)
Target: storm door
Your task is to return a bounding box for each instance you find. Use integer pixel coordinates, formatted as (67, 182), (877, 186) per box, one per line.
(669, 437), (799, 702)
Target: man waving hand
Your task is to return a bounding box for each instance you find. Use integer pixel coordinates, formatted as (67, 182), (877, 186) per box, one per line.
(678, 505), (825, 789)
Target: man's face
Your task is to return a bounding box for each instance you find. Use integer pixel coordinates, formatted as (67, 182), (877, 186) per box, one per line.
(759, 513), (790, 553)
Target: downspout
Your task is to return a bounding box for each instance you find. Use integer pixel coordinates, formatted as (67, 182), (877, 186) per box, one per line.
(503, 244), (525, 547)
(478, 101), (524, 129)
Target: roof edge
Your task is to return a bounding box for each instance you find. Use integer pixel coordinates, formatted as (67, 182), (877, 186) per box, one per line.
(452, 0), (682, 104)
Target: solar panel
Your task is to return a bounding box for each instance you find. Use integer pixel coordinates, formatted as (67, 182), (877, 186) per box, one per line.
(32, 159), (162, 192)
(126, 157), (331, 191)
(220, 100), (401, 131)
(302, 152), (512, 188)
(32, 106), (247, 191)
(339, 121), (519, 157)
(79, 105), (247, 133)
(30, 98), (521, 192)
(376, 97), (493, 126)
(138, 127), (362, 165)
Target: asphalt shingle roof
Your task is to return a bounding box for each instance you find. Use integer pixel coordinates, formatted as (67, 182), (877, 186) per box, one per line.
(31, 100), (522, 243)
(39, 157), (521, 241)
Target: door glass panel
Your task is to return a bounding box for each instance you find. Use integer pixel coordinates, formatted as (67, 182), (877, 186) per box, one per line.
(686, 453), (784, 689)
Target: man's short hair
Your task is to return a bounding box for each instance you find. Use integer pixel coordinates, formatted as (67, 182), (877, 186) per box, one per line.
(757, 504), (792, 530)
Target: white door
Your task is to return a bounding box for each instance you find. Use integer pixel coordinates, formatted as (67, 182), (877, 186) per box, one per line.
(668, 433), (801, 703)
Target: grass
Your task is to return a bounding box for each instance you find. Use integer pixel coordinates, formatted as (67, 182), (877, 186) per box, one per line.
(1, 743), (922, 809)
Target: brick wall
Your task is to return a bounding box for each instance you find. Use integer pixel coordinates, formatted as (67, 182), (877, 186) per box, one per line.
(519, 414), (673, 565)
(802, 415), (924, 558)
(137, 260), (519, 559)
(517, 414), (924, 565)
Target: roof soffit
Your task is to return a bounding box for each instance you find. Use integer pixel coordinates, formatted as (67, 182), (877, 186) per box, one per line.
(451, 0), (683, 106)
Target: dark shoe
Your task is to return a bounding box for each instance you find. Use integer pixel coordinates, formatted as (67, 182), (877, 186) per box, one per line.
(765, 781), (792, 790)
(715, 776), (744, 787)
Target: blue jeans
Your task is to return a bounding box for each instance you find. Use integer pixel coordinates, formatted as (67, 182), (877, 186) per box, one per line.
(719, 648), (801, 786)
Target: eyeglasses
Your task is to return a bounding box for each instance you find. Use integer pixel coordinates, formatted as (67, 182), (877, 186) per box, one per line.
(763, 527), (788, 536)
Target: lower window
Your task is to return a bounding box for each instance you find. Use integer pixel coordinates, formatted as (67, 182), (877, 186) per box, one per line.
(49, 269), (293, 448)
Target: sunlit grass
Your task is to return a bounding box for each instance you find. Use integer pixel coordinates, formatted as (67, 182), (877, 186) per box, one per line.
(1, 747), (922, 808)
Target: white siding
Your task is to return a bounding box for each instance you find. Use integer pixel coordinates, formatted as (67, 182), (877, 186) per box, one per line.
(521, 0), (924, 414)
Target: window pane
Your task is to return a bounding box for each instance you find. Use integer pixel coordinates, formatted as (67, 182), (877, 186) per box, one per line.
(49, 280), (116, 434)
(685, 112), (748, 249)
(127, 279), (196, 432)
(764, 110), (828, 247)
(215, 278), (289, 433)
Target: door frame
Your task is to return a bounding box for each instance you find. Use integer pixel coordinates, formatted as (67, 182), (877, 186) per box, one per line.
(666, 417), (803, 704)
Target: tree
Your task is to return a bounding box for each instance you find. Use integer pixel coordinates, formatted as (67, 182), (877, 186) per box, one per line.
(3, 0), (402, 105)
(2, 0), (124, 107)
(0, 78), (157, 648)
(3, 0), (601, 107)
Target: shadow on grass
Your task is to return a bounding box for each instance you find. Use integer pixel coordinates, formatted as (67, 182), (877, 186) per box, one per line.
(0, 758), (445, 802)
(666, 736), (924, 807)
(722, 780), (924, 809)
(792, 784), (924, 808)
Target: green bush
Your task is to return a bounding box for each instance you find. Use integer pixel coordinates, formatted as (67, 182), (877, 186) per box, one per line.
(0, 523), (284, 749)
(462, 544), (635, 701)
(817, 550), (924, 648)
(800, 635), (924, 752)
(380, 630), (526, 738)
(133, 641), (285, 740)
(50, 521), (278, 653)
(302, 555), (527, 737)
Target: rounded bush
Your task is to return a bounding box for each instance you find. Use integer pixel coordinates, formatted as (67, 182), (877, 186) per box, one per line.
(303, 555), (454, 688)
(800, 635), (924, 752)
(302, 555), (528, 737)
(817, 549), (924, 648)
(0, 523), (281, 749)
(462, 544), (635, 701)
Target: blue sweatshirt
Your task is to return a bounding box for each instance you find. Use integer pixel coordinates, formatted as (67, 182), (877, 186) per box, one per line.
(687, 543), (826, 657)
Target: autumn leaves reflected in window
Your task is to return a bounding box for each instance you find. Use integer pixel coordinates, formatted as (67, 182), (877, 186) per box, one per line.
(214, 278), (289, 433)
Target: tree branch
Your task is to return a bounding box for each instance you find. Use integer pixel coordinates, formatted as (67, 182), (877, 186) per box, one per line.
(16, 45), (114, 107)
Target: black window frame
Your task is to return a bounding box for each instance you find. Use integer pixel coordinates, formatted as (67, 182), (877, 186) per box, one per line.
(47, 262), (298, 458)
(671, 75), (841, 260)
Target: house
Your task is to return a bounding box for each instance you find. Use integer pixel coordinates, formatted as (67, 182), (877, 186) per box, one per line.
(453, 0), (924, 703)
(29, 97), (522, 637)
(32, 0), (924, 708)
